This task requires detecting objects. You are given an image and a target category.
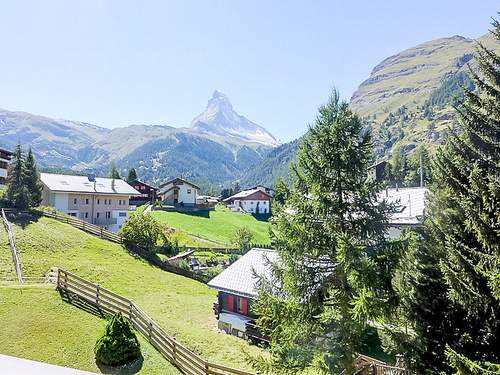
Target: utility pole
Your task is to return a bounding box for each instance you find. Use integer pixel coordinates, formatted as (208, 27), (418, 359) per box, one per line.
(420, 152), (424, 188)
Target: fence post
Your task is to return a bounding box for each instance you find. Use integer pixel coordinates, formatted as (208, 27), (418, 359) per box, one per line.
(205, 363), (209, 375)
(129, 301), (133, 321)
(100, 227), (103, 238)
(172, 338), (177, 365)
(148, 320), (152, 341)
(96, 284), (100, 306)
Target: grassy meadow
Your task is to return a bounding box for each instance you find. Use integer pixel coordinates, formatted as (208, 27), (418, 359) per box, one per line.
(152, 205), (271, 247)
(0, 213), (264, 372)
(0, 287), (180, 374)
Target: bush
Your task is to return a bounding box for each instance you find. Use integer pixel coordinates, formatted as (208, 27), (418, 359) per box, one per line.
(232, 226), (254, 252)
(94, 313), (141, 366)
(120, 213), (166, 253)
(204, 266), (224, 279)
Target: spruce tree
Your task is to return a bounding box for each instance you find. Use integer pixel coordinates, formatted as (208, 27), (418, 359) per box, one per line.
(5, 144), (30, 210)
(126, 168), (138, 183)
(254, 92), (395, 374)
(24, 148), (42, 207)
(427, 18), (500, 370)
(109, 162), (121, 179)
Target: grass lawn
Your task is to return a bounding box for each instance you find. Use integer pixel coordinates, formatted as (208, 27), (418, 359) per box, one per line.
(0, 226), (16, 279)
(0, 287), (180, 374)
(152, 205), (271, 246)
(2, 212), (264, 371)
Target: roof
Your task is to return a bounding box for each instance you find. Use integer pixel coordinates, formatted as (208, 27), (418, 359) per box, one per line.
(0, 148), (14, 156)
(380, 187), (428, 225)
(159, 177), (200, 190)
(40, 173), (141, 196)
(208, 248), (277, 298)
(223, 188), (271, 202)
(128, 179), (158, 190)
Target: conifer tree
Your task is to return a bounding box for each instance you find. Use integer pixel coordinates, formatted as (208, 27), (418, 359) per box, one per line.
(109, 162), (121, 179)
(427, 18), (500, 370)
(126, 168), (138, 183)
(254, 92), (395, 374)
(5, 144), (30, 209)
(24, 148), (42, 207)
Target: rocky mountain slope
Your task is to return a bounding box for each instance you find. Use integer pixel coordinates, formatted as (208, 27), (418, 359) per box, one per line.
(0, 92), (276, 186)
(240, 30), (499, 188)
(351, 32), (499, 156)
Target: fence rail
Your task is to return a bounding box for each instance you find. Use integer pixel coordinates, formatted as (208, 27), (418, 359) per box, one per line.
(56, 268), (257, 375)
(353, 354), (411, 375)
(38, 210), (122, 243)
(1, 208), (23, 283)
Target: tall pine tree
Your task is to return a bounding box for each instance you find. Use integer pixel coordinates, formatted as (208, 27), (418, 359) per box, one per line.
(126, 168), (138, 183)
(254, 92), (396, 374)
(109, 162), (121, 179)
(24, 148), (43, 207)
(5, 145), (30, 209)
(427, 18), (500, 371)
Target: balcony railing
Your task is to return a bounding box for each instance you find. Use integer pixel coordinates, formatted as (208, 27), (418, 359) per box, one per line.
(93, 217), (117, 225)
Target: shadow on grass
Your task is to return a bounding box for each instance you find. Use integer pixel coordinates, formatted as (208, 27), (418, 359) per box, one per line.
(96, 356), (144, 375)
(173, 210), (211, 219)
(6, 210), (42, 229)
(251, 213), (271, 222)
(58, 289), (108, 319)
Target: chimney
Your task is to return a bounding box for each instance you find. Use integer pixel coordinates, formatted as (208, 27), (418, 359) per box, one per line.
(111, 178), (115, 191)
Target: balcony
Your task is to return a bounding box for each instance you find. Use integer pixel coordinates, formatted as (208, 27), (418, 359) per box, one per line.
(93, 217), (117, 225)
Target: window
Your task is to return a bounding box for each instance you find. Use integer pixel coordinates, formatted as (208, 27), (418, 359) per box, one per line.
(251, 201), (254, 205)
(85, 198), (89, 205)
(97, 199), (100, 204)
(84, 212), (89, 218)
(187, 189), (191, 194)
(69, 212), (77, 217)
(96, 213), (100, 218)
(73, 198), (77, 204)
(106, 212), (111, 219)
(119, 212), (127, 217)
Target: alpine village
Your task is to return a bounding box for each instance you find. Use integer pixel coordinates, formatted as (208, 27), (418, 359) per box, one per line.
(0, 6), (499, 375)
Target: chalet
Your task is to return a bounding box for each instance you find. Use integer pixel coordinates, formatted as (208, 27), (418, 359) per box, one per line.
(208, 248), (277, 340)
(158, 178), (200, 206)
(40, 173), (141, 232)
(196, 195), (219, 208)
(0, 148), (13, 186)
(128, 180), (158, 206)
(381, 187), (428, 238)
(223, 188), (271, 214)
(368, 159), (388, 182)
(251, 185), (275, 197)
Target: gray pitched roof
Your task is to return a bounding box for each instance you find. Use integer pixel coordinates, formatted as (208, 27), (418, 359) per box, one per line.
(40, 173), (141, 196)
(380, 187), (428, 225)
(207, 248), (277, 298)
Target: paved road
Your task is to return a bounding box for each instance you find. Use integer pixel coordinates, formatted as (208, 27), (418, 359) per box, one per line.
(0, 354), (98, 374)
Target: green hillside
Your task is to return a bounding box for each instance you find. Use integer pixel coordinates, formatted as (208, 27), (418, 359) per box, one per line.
(0, 213), (263, 371)
(152, 205), (271, 246)
(0, 288), (179, 374)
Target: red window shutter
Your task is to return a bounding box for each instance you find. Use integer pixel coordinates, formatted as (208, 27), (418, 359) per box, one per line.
(241, 297), (248, 315)
(227, 295), (234, 312)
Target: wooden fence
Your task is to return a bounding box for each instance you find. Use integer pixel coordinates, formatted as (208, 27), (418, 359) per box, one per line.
(37, 210), (122, 243)
(56, 268), (256, 375)
(1, 208), (23, 283)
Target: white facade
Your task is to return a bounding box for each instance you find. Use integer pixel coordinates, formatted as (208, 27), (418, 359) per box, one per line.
(177, 184), (197, 205)
(231, 199), (270, 214)
(0, 150), (11, 185)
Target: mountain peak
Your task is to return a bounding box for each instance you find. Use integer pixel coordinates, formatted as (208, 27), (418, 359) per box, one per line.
(190, 91), (279, 146)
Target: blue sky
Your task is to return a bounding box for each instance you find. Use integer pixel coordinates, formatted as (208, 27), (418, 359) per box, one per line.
(0, 1), (497, 142)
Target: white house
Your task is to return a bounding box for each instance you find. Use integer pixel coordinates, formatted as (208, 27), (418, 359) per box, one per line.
(380, 187), (428, 238)
(223, 188), (272, 214)
(158, 178), (200, 206)
(0, 148), (13, 186)
(40, 173), (141, 232)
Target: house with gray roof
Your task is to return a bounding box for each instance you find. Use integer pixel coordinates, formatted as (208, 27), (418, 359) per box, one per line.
(40, 173), (140, 232)
(207, 248), (277, 340)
